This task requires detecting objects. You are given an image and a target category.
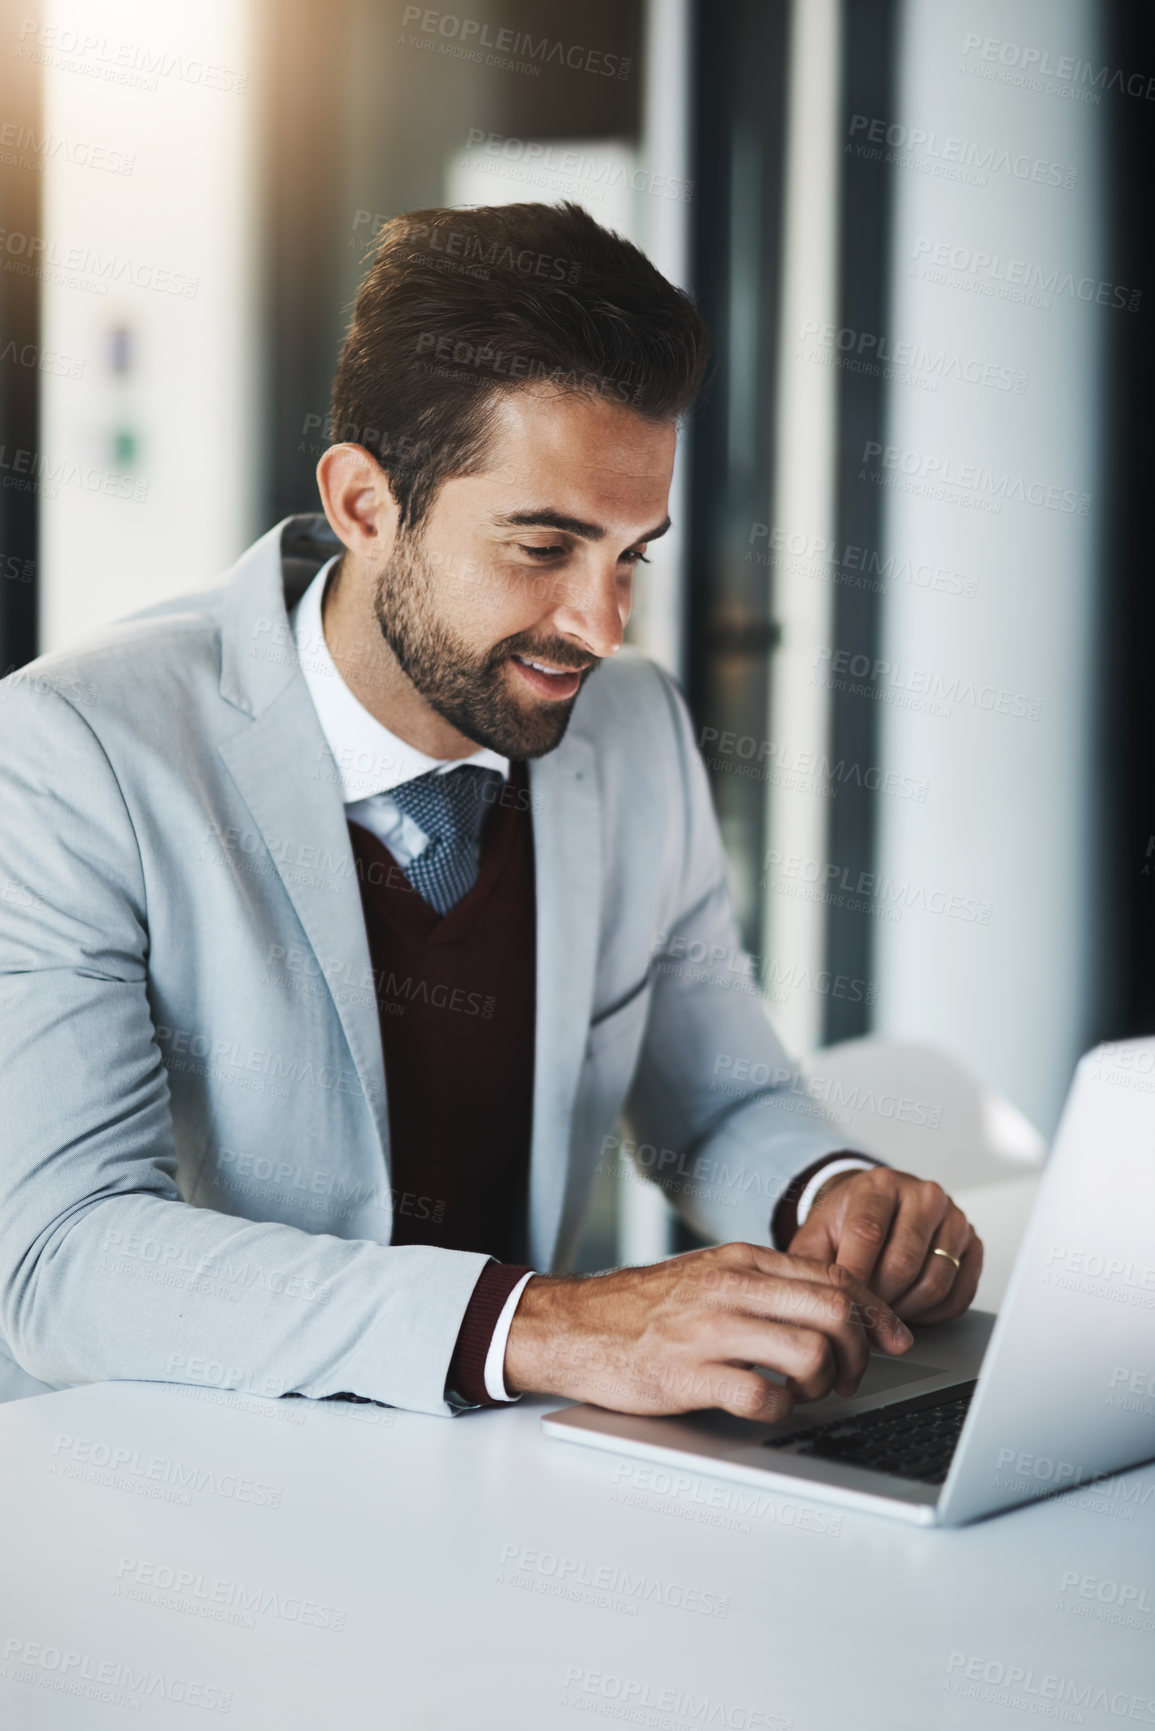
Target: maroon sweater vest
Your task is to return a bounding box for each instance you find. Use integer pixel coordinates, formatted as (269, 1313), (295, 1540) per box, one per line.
(347, 767), (537, 1402)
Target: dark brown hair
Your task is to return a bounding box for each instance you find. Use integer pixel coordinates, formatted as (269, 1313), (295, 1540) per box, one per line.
(329, 200), (710, 531)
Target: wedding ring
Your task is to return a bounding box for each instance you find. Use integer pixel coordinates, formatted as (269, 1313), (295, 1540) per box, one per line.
(932, 1247), (962, 1271)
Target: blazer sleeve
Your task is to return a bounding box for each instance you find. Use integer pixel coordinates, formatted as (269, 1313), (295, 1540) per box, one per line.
(620, 667), (876, 1248)
(0, 676), (491, 1416)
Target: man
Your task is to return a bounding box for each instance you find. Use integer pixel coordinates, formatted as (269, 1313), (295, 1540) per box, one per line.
(0, 201), (980, 1420)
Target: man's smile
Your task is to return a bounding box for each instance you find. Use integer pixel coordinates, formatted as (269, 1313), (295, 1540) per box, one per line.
(510, 652), (593, 701)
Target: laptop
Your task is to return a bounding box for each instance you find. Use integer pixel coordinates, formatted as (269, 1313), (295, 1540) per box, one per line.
(542, 1038), (1155, 1525)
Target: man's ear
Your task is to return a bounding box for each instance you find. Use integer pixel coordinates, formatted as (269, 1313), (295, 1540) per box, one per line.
(316, 443), (400, 559)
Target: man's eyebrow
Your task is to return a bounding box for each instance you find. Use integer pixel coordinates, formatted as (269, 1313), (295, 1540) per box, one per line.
(490, 509), (672, 545)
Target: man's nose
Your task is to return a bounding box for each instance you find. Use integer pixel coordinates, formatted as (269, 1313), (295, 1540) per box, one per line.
(549, 560), (630, 660)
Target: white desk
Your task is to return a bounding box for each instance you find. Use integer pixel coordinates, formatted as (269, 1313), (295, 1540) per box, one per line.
(1, 1370), (1153, 1730)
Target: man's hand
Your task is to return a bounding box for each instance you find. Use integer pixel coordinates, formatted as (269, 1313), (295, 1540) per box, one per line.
(503, 1241), (913, 1422)
(788, 1166), (983, 1325)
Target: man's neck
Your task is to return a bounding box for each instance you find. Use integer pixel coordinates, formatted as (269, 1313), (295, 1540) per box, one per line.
(320, 558), (480, 761)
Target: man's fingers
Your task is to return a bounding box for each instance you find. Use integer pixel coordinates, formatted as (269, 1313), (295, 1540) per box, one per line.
(699, 1314), (841, 1402)
(699, 1254), (912, 1378)
(885, 1205), (972, 1312)
(705, 1366), (797, 1425)
(792, 1261), (914, 1360)
(698, 1270), (866, 1389)
(828, 1181), (900, 1288)
(869, 1181), (955, 1303)
(784, 1212), (837, 1268)
(905, 1234), (985, 1325)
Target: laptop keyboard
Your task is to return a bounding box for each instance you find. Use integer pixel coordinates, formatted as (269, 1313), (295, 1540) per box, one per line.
(761, 1381), (977, 1485)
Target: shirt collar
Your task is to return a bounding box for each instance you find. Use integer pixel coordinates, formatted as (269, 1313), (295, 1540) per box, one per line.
(290, 556), (510, 806)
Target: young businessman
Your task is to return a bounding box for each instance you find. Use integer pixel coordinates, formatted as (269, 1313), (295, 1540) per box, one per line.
(0, 202), (980, 1419)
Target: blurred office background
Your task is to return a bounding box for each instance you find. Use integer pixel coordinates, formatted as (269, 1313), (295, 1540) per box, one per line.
(0, 0), (1150, 1265)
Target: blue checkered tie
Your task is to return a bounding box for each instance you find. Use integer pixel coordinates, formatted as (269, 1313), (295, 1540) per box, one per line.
(389, 766), (503, 915)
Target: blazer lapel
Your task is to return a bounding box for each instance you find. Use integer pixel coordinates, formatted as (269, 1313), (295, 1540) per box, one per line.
(217, 696), (391, 1168)
(527, 734), (600, 1270)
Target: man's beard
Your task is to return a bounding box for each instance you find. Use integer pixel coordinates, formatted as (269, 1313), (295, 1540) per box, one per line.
(371, 532), (597, 759)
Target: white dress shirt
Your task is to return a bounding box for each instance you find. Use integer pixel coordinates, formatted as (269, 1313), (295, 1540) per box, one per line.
(292, 557), (509, 849)
(290, 557), (527, 1401)
(794, 1158), (877, 1226)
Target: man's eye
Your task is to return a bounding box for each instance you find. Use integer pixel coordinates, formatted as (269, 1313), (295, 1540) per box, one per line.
(518, 544), (565, 560)
(623, 550), (651, 566)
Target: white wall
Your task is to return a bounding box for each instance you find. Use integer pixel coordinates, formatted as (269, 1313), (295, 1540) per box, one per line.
(874, 0), (1104, 1133)
(762, 0), (843, 1056)
(38, 0), (259, 651)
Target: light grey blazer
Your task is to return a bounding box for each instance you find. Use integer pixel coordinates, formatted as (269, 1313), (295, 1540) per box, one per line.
(0, 516), (852, 1415)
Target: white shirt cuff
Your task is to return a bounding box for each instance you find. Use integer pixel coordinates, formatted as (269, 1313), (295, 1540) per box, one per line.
(483, 1271), (535, 1402)
(795, 1158), (878, 1228)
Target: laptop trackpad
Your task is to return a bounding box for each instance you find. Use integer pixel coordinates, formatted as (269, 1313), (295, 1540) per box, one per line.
(855, 1355), (946, 1395)
(762, 1355), (946, 1397)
